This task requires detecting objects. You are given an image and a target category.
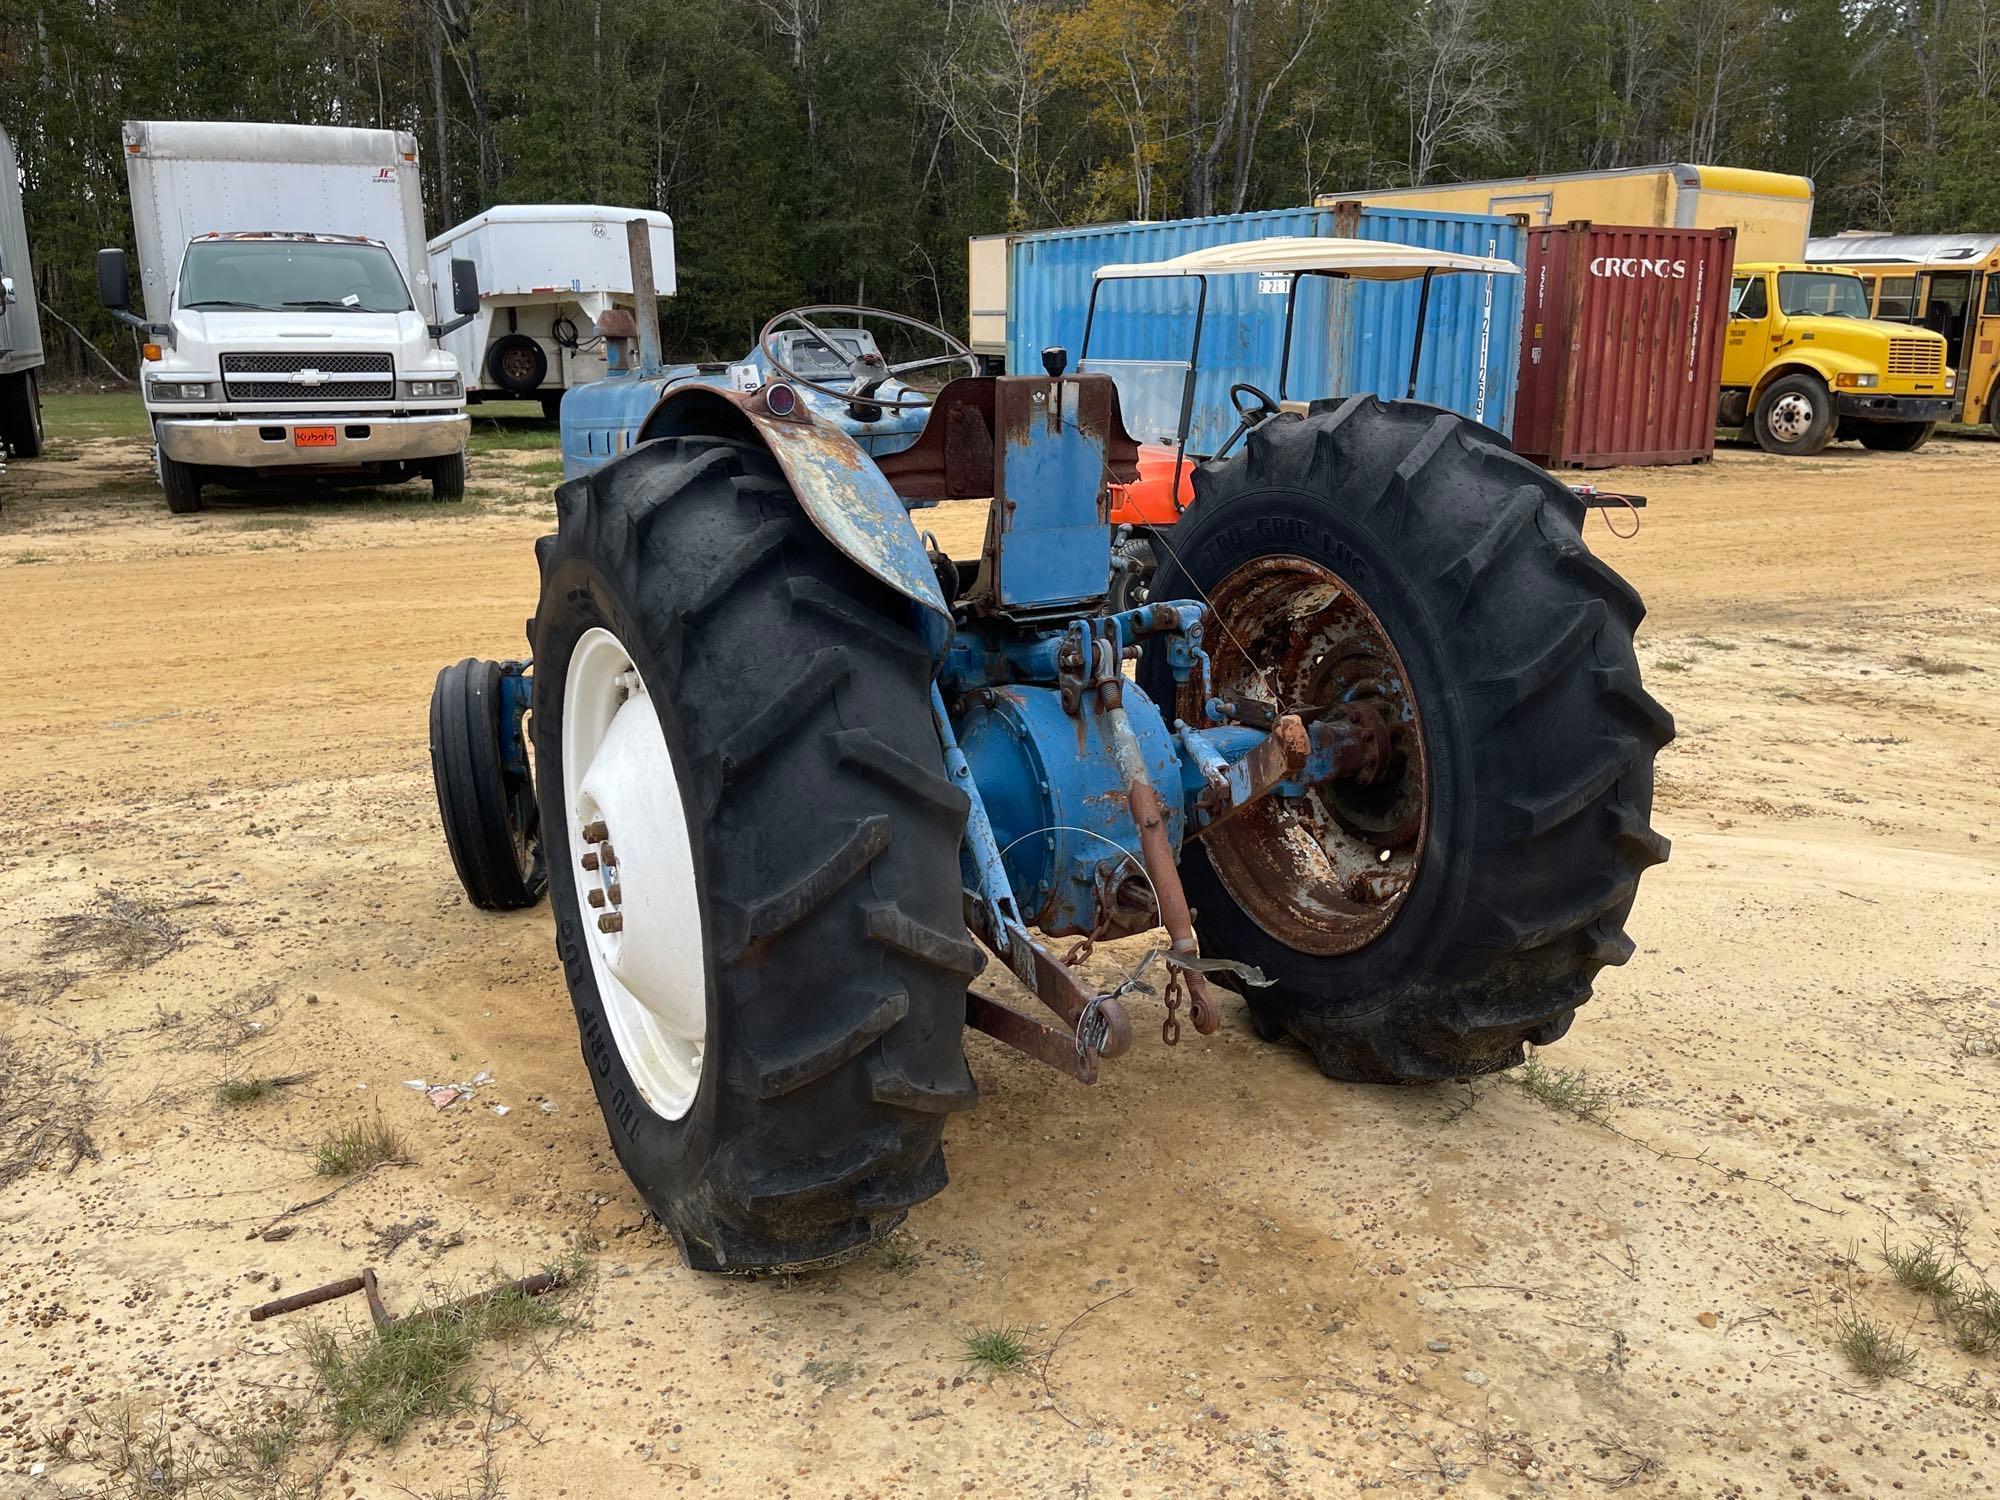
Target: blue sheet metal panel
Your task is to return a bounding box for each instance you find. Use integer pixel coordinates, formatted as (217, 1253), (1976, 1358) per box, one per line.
(560, 374), (677, 479)
(993, 378), (1115, 608)
(1333, 208), (1525, 432)
(1008, 208), (1341, 455)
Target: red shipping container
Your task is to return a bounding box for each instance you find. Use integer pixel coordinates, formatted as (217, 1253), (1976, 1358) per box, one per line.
(1514, 221), (1735, 468)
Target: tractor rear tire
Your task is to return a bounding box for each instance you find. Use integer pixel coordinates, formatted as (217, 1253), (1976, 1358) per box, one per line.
(529, 434), (978, 1271)
(1857, 421), (1934, 452)
(430, 657), (547, 910)
(1139, 397), (1673, 1083)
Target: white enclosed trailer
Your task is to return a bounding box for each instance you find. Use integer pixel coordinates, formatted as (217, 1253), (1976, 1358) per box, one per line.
(427, 205), (674, 415)
(104, 120), (473, 513)
(0, 124), (46, 459)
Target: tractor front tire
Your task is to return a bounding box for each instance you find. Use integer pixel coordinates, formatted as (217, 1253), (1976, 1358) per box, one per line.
(1139, 397), (1673, 1083)
(430, 657), (547, 910)
(530, 434), (978, 1271)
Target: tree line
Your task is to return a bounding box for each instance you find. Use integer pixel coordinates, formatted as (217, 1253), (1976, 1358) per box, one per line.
(4, 0), (1997, 379)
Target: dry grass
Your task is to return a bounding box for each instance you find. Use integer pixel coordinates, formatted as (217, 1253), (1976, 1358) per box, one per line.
(40, 887), (184, 972)
(1898, 652), (1976, 676)
(0, 1039), (98, 1188)
(215, 1071), (313, 1108)
(56, 1399), (308, 1498)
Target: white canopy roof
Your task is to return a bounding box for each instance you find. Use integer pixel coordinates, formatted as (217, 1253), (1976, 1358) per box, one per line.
(1093, 235), (1519, 281)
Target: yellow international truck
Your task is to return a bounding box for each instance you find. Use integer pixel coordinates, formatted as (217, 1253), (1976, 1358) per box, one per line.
(1719, 263), (1954, 453)
(1321, 165), (1953, 454)
(1315, 163), (1815, 261)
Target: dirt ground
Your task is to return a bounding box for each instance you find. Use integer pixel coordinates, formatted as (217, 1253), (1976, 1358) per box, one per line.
(2, 414), (1997, 1499)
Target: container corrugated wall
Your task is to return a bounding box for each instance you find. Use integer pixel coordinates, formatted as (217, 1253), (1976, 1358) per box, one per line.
(1326, 202), (1524, 432)
(1003, 205), (1524, 453)
(1007, 208), (1338, 454)
(1513, 221), (1735, 468)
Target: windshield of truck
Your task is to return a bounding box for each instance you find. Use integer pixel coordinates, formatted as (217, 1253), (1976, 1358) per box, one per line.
(1776, 271), (1868, 319)
(177, 239), (413, 313)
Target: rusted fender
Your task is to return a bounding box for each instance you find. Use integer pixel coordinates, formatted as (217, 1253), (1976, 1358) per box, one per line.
(637, 383), (950, 650)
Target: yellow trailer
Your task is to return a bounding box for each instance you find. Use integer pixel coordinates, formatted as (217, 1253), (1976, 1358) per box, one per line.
(1316, 164), (1813, 263)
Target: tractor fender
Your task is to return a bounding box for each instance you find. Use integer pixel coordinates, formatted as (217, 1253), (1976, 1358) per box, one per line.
(637, 384), (951, 652)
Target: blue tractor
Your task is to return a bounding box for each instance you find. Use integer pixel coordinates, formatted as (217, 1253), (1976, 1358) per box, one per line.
(428, 231), (1671, 1272)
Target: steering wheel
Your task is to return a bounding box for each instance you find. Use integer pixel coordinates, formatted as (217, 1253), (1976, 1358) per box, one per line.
(1213, 382), (1283, 459)
(757, 304), (981, 414)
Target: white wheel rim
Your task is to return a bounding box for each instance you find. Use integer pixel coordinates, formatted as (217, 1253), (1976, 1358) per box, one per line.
(1770, 392), (1815, 441)
(562, 627), (708, 1119)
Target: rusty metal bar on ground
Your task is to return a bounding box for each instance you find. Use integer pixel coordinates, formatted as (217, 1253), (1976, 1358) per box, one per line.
(247, 1266), (565, 1326)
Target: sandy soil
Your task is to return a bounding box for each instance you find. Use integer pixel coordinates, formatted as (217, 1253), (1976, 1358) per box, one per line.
(2, 425), (1997, 1498)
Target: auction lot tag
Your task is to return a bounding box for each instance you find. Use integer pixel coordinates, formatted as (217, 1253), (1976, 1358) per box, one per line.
(293, 427), (338, 448)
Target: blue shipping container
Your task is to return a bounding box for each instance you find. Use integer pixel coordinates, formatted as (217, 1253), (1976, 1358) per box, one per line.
(1004, 206), (1523, 454)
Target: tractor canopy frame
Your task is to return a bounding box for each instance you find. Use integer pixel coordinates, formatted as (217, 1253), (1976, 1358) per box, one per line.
(1079, 235), (1520, 507)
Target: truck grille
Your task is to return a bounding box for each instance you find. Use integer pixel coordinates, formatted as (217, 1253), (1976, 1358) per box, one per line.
(1886, 338), (1943, 378)
(221, 352), (394, 402)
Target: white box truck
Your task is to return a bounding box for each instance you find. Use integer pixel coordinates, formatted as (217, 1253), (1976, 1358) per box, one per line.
(427, 205), (674, 418)
(0, 124), (46, 461)
(97, 120), (478, 513)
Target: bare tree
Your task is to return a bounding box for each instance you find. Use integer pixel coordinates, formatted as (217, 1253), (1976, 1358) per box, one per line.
(1388, 0), (1513, 185)
(913, 0), (1059, 224)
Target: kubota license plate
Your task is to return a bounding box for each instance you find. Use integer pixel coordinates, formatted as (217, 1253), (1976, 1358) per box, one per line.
(293, 426), (337, 448)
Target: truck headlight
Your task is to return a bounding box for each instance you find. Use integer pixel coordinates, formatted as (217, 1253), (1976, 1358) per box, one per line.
(148, 379), (211, 401)
(403, 377), (462, 399)
(1945, 370), (1956, 390)
(1834, 373), (1878, 389)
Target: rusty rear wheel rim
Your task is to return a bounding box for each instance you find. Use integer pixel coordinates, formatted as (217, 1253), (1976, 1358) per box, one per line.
(498, 345), (540, 385)
(1185, 555), (1429, 957)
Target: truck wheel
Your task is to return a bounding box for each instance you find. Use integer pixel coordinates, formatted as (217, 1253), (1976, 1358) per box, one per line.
(160, 452), (205, 514)
(1138, 398), (1673, 1083)
(1752, 373), (1834, 455)
(430, 658), (547, 910)
(431, 451), (467, 502)
(530, 434), (978, 1271)
(488, 334), (548, 396)
(1858, 421), (1935, 452)
(1, 370), (44, 458)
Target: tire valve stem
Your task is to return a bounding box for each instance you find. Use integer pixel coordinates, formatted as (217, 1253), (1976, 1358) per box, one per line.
(597, 913), (623, 934)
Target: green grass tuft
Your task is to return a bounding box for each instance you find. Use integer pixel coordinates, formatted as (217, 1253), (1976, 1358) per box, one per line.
(305, 1275), (571, 1442)
(1881, 1234), (1958, 1304)
(1833, 1305), (1914, 1381)
(960, 1324), (1032, 1376)
(312, 1113), (406, 1176)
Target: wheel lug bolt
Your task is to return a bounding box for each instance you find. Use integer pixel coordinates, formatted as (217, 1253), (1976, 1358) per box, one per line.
(606, 884), (622, 904)
(587, 889), (606, 908)
(581, 819), (608, 843)
(581, 851), (600, 871)
(598, 912), (623, 933)
(600, 841), (617, 867)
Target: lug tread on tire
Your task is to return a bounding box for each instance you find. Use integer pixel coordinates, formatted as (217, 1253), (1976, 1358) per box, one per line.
(530, 435), (974, 1272)
(1154, 397), (1671, 1083)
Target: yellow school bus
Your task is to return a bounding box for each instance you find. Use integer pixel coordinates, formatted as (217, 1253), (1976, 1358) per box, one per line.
(1317, 164), (1814, 261)
(1805, 233), (2000, 433)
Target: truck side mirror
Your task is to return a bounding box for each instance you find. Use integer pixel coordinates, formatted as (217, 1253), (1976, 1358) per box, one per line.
(98, 248), (132, 311)
(451, 258), (479, 317)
